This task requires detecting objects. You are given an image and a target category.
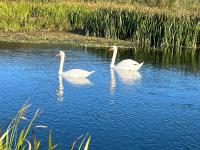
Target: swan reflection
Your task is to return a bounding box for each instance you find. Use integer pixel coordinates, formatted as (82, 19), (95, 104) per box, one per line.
(57, 75), (64, 101)
(110, 69), (116, 94)
(63, 77), (92, 85)
(116, 70), (141, 84)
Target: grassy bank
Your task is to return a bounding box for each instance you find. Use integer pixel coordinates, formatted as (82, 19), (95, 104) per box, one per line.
(0, 1), (199, 48)
(0, 31), (137, 48)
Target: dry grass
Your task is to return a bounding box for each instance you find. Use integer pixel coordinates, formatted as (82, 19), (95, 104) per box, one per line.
(0, 31), (137, 48)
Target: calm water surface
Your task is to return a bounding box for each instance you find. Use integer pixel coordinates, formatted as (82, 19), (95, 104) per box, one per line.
(0, 43), (200, 150)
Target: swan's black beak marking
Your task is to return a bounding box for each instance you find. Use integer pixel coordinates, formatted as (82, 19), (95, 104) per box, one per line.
(56, 53), (60, 57)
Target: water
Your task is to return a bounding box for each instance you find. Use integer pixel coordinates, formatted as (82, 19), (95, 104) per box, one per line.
(0, 42), (200, 150)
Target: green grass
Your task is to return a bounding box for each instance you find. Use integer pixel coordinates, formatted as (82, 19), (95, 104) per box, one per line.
(7, 0), (200, 8)
(0, 103), (91, 150)
(0, 1), (199, 48)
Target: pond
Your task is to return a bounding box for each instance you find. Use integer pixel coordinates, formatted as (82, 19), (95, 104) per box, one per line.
(0, 42), (200, 150)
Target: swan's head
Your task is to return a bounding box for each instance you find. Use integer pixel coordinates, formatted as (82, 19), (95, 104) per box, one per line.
(56, 51), (65, 57)
(109, 45), (117, 51)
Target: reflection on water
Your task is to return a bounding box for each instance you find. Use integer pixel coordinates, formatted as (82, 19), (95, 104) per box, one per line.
(89, 46), (200, 74)
(116, 69), (141, 84)
(110, 69), (142, 94)
(57, 75), (64, 101)
(112, 47), (200, 74)
(0, 43), (200, 150)
(63, 77), (92, 85)
(110, 69), (116, 94)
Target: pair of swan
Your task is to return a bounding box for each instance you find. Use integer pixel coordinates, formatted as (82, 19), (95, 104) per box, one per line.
(57, 68), (142, 100)
(56, 45), (144, 78)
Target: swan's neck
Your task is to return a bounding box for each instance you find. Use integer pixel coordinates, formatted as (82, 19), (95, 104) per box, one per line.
(59, 54), (65, 75)
(110, 49), (117, 68)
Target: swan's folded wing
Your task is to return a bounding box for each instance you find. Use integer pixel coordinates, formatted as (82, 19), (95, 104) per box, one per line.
(118, 59), (139, 65)
(116, 59), (141, 70)
(62, 69), (94, 78)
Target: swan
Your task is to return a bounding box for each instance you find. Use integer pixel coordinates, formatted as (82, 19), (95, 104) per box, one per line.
(56, 51), (95, 78)
(109, 46), (144, 71)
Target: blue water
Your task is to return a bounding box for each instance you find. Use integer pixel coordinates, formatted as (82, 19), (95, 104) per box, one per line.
(0, 43), (200, 150)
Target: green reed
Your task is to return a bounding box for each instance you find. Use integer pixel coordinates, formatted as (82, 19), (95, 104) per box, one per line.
(0, 1), (199, 48)
(0, 103), (91, 150)
(84, 7), (200, 48)
(6, 0), (200, 8)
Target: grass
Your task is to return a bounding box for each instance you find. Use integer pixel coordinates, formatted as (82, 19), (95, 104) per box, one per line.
(6, 0), (200, 8)
(0, 0), (199, 48)
(0, 103), (91, 150)
(0, 31), (138, 48)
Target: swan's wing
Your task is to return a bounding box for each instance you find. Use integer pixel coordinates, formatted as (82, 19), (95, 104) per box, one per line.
(62, 69), (94, 78)
(116, 59), (143, 71)
(117, 59), (139, 66)
(116, 59), (140, 70)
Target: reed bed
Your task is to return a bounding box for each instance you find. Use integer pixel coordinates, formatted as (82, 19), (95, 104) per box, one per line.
(0, 1), (199, 48)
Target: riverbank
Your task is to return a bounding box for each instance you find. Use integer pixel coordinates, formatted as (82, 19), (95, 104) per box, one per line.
(0, 31), (137, 48)
(0, 1), (199, 48)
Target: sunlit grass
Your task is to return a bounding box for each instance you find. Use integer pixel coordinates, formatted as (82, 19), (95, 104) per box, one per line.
(0, 1), (199, 48)
(0, 103), (91, 150)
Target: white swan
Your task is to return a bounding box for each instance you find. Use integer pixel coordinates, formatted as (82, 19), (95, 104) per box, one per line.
(56, 51), (95, 78)
(109, 46), (144, 71)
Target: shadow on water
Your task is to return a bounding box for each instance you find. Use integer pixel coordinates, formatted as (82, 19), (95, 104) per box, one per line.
(0, 41), (199, 74)
(1, 40), (199, 74)
(87, 46), (200, 75)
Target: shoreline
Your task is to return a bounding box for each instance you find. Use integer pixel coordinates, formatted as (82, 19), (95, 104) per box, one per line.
(0, 32), (198, 50)
(0, 1), (199, 48)
(0, 31), (138, 48)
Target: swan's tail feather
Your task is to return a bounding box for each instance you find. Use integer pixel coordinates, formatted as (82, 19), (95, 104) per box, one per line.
(89, 71), (95, 75)
(86, 71), (95, 77)
(140, 62), (144, 66)
(137, 62), (144, 70)
(132, 62), (144, 71)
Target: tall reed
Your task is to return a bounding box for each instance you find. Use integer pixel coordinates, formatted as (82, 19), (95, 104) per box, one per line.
(84, 7), (200, 48)
(0, 1), (199, 48)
